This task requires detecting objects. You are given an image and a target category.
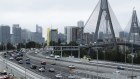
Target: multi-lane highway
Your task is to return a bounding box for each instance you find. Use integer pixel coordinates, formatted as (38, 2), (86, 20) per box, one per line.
(28, 49), (140, 79)
(3, 50), (84, 79)
(0, 51), (47, 79)
(2, 49), (140, 79)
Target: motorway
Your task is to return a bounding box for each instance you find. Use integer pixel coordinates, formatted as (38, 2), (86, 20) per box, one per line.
(3, 51), (84, 79)
(0, 51), (47, 79)
(2, 49), (140, 79)
(28, 50), (140, 79)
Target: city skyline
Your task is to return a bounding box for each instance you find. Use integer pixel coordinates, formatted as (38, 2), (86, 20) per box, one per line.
(0, 0), (140, 38)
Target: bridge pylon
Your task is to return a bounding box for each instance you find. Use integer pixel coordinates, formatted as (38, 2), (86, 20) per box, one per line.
(128, 10), (140, 44)
(94, 0), (117, 47)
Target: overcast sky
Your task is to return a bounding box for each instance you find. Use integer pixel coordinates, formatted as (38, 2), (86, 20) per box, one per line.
(0, 0), (139, 38)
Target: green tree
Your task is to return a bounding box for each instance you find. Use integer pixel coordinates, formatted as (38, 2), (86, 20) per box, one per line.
(68, 41), (78, 46)
(49, 41), (57, 46)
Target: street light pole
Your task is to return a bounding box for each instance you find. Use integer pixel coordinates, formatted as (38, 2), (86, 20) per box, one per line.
(131, 34), (134, 79)
(97, 48), (99, 79)
(94, 42), (98, 79)
(24, 40), (27, 79)
(5, 38), (11, 70)
(5, 43), (8, 69)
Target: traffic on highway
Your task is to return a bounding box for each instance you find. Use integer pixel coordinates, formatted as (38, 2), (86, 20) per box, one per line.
(2, 48), (140, 79)
(2, 49), (81, 79)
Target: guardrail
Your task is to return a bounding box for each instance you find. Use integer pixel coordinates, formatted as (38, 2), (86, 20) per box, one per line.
(0, 52), (48, 79)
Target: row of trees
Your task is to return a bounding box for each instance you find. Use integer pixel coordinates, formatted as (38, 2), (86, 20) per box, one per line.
(49, 40), (78, 46)
(80, 47), (140, 64)
(0, 41), (46, 51)
(50, 40), (140, 64)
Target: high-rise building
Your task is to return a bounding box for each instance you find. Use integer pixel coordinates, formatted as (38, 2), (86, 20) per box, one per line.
(77, 21), (84, 44)
(119, 31), (129, 39)
(77, 21), (84, 28)
(47, 28), (58, 46)
(36, 25), (42, 33)
(99, 32), (104, 39)
(31, 25), (44, 44)
(12, 24), (21, 44)
(58, 33), (66, 43)
(36, 24), (42, 37)
(65, 26), (75, 44)
(0, 25), (11, 44)
(65, 26), (83, 44)
(83, 33), (93, 44)
(21, 29), (32, 43)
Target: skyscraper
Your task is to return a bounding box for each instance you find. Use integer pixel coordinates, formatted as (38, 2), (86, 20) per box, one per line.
(21, 29), (31, 43)
(0, 25), (11, 44)
(77, 21), (84, 44)
(65, 26), (74, 44)
(47, 28), (58, 46)
(83, 33), (93, 44)
(65, 26), (81, 44)
(58, 33), (66, 43)
(12, 24), (21, 44)
(31, 25), (44, 44)
(36, 24), (42, 37)
(77, 21), (84, 28)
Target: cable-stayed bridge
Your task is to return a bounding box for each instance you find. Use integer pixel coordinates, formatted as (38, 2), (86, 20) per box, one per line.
(84, 0), (140, 50)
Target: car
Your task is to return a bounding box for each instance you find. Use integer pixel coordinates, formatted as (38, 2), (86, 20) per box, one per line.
(68, 75), (76, 79)
(30, 64), (37, 69)
(51, 62), (56, 65)
(55, 55), (60, 58)
(117, 66), (125, 70)
(35, 52), (38, 54)
(15, 57), (23, 61)
(0, 70), (7, 75)
(18, 60), (23, 64)
(41, 65), (46, 69)
(9, 57), (14, 60)
(26, 58), (30, 61)
(17, 53), (23, 57)
(26, 60), (30, 64)
(50, 54), (54, 57)
(49, 68), (55, 72)
(115, 70), (120, 73)
(41, 61), (46, 65)
(55, 74), (62, 79)
(68, 65), (75, 69)
(11, 54), (15, 57)
(20, 53), (23, 57)
(55, 55), (61, 60)
(38, 67), (45, 72)
(46, 56), (51, 59)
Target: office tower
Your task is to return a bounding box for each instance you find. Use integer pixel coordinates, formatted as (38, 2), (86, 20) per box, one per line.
(21, 29), (32, 43)
(58, 33), (66, 43)
(65, 26), (74, 44)
(30, 25), (44, 44)
(0, 25), (11, 44)
(77, 21), (84, 44)
(77, 21), (84, 28)
(36, 24), (42, 37)
(12, 24), (21, 44)
(83, 33), (93, 44)
(47, 28), (58, 46)
(65, 26), (82, 44)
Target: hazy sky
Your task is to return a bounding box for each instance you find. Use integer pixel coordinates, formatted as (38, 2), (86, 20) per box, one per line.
(0, 0), (139, 38)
